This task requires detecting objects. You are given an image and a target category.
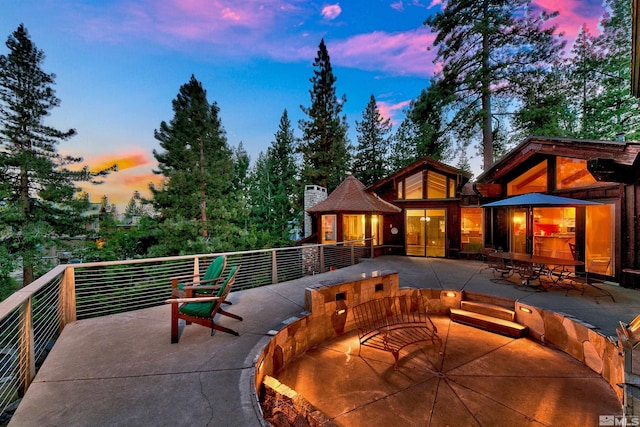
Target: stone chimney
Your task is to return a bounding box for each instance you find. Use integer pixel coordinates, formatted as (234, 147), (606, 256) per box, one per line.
(303, 185), (327, 238)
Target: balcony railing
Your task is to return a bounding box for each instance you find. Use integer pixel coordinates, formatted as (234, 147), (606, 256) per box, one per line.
(0, 241), (372, 418)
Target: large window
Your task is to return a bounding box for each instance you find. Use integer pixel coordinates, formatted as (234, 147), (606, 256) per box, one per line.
(507, 160), (547, 195)
(532, 207), (575, 259)
(405, 172), (423, 199)
(427, 171), (447, 199)
(461, 208), (483, 252)
(586, 203), (615, 276)
(396, 180), (404, 199)
(321, 214), (336, 244)
(372, 215), (383, 246)
(343, 214), (365, 243)
(556, 157), (598, 189)
(397, 170), (456, 200)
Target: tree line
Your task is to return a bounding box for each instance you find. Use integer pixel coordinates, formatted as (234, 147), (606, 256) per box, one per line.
(1, 0), (638, 296)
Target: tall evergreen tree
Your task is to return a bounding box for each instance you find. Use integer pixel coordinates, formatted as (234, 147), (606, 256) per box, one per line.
(0, 24), (114, 285)
(425, 0), (563, 170)
(352, 95), (391, 186)
(299, 39), (351, 192)
(388, 115), (418, 173)
(589, 0), (640, 140)
(569, 25), (600, 139)
(408, 78), (454, 161)
(150, 75), (236, 255)
(388, 78), (453, 171)
(249, 109), (300, 246)
(512, 67), (577, 140)
(124, 190), (150, 218)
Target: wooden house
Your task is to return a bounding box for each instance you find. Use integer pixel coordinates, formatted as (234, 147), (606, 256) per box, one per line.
(474, 136), (640, 287)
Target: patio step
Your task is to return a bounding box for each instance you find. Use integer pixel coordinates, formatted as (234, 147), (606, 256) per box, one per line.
(450, 308), (528, 338)
(460, 300), (515, 322)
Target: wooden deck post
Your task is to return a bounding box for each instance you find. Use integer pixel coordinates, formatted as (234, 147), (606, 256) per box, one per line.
(18, 298), (35, 396)
(272, 251), (278, 285)
(60, 266), (76, 329)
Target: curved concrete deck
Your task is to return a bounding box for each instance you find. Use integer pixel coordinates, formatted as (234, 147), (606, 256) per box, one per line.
(273, 317), (620, 426)
(9, 256), (640, 426)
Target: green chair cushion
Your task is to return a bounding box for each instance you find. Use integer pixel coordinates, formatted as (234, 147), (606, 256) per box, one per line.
(177, 257), (226, 294)
(180, 301), (215, 318)
(216, 266), (238, 297)
(203, 257), (225, 281)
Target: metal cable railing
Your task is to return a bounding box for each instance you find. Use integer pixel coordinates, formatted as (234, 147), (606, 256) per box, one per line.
(0, 241), (373, 418)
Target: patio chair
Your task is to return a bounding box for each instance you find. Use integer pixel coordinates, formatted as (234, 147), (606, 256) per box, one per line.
(171, 256), (227, 298)
(484, 250), (513, 280)
(512, 260), (541, 287)
(546, 250), (575, 285)
(166, 266), (242, 343)
(568, 258), (614, 302)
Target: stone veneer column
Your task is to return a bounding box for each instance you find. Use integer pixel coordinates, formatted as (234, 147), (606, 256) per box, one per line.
(303, 185), (327, 238)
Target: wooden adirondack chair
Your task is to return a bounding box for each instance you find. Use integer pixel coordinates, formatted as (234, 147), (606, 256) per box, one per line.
(166, 266), (242, 343)
(171, 256), (227, 298)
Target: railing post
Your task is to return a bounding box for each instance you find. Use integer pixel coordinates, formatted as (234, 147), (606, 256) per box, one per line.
(60, 266), (76, 329)
(18, 298), (36, 396)
(320, 246), (325, 273)
(271, 250), (278, 284)
(193, 257), (200, 283)
(351, 245), (355, 265)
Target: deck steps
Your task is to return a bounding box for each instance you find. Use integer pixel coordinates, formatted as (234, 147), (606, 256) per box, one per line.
(460, 300), (515, 321)
(450, 300), (528, 338)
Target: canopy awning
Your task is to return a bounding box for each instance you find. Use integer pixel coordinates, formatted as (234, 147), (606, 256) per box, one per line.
(482, 193), (600, 208)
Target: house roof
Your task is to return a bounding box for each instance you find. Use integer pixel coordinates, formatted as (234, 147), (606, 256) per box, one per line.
(306, 175), (401, 214)
(366, 156), (472, 193)
(475, 136), (640, 184)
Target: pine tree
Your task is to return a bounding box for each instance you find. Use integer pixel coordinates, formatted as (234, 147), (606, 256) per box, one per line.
(150, 75), (236, 255)
(425, 0), (563, 169)
(408, 78), (453, 162)
(569, 25), (600, 138)
(388, 78), (454, 171)
(299, 39), (351, 192)
(0, 24), (114, 285)
(388, 116), (418, 173)
(589, 0), (640, 140)
(512, 67), (577, 140)
(124, 191), (149, 218)
(249, 109), (300, 247)
(353, 95), (391, 186)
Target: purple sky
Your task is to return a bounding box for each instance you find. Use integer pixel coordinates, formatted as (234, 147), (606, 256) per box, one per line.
(1, 0), (605, 208)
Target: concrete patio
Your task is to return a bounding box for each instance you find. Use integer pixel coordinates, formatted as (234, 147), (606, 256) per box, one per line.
(9, 256), (640, 426)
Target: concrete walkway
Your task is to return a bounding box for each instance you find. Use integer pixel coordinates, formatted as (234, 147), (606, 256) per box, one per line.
(9, 256), (640, 426)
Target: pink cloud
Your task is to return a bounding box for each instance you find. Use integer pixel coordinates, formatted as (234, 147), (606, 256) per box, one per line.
(390, 1), (404, 12)
(377, 99), (411, 125)
(321, 4), (342, 20)
(532, 0), (603, 46)
(329, 28), (438, 77)
(79, 0), (304, 47)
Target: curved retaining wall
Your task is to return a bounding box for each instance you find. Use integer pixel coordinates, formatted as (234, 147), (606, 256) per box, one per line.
(253, 270), (624, 418)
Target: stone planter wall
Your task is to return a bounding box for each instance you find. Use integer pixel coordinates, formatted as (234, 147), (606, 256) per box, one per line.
(515, 301), (624, 402)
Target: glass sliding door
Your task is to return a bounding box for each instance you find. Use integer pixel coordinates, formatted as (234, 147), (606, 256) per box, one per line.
(406, 209), (425, 256)
(406, 208), (446, 257)
(585, 203), (615, 276)
(511, 209), (528, 254)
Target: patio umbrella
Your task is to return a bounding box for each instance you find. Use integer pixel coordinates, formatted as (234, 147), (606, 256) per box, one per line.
(482, 193), (600, 255)
(482, 192), (600, 208)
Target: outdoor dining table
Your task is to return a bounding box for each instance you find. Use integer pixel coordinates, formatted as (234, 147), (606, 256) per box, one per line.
(492, 251), (584, 287)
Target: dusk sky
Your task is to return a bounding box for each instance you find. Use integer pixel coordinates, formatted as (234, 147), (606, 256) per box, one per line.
(1, 0), (606, 209)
